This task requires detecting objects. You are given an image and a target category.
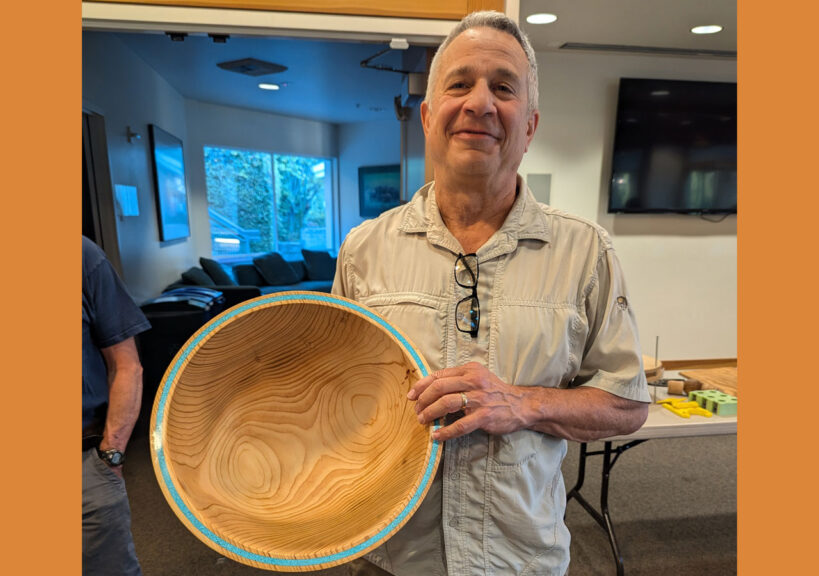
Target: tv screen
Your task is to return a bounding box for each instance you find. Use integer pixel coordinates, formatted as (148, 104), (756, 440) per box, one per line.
(608, 78), (736, 214)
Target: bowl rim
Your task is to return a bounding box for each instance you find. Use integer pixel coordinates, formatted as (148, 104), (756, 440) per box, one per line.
(150, 291), (441, 570)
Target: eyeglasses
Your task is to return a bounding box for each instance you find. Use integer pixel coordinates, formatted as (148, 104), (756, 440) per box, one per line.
(454, 253), (480, 338)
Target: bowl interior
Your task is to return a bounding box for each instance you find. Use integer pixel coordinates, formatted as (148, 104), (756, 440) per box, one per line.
(155, 298), (432, 563)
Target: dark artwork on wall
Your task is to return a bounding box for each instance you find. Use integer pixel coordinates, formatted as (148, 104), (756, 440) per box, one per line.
(358, 164), (400, 218)
(150, 124), (191, 241)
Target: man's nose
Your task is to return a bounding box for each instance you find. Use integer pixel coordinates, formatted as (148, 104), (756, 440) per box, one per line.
(464, 81), (496, 116)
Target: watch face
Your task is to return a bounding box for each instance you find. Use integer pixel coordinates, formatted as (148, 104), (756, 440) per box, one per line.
(99, 449), (124, 466)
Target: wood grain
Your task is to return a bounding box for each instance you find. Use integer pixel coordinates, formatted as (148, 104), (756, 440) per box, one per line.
(151, 294), (438, 570)
(662, 358), (737, 370)
(679, 367), (738, 397)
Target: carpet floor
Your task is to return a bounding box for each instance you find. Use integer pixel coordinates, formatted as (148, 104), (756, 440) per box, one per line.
(124, 430), (736, 575)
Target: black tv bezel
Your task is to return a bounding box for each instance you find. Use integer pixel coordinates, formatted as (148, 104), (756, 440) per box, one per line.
(607, 77), (737, 216)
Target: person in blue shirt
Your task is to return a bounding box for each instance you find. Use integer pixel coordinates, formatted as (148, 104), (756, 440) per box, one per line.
(82, 236), (150, 576)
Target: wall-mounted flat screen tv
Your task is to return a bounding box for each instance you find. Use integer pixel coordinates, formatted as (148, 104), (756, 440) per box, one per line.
(608, 78), (736, 214)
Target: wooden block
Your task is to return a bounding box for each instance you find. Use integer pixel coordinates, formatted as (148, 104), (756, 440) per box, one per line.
(667, 380), (685, 395)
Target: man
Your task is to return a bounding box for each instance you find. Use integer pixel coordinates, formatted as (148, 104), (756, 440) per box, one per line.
(333, 10), (650, 576)
(82, 236), (150, 576)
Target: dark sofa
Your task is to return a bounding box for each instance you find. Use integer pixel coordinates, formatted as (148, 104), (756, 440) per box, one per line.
(166, 249), (337, 307)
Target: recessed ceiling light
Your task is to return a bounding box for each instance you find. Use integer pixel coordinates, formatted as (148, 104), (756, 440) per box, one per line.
(258, 83), (280, 91)
(691, 25), (723, 35)
(526, 13), (558, 25)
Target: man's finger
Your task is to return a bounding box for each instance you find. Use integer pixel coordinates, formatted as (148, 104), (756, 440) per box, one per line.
(408, 366), (464, 400)
(418, 391), (469, 424)
(431, 413), (481, 441)
(414, 376), (467, 412)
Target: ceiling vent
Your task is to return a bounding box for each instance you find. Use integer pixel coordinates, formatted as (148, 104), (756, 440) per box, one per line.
(217, 58), (288, 76)
(559, 42), (736, 59)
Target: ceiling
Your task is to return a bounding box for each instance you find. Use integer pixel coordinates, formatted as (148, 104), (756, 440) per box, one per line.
(519, 0), (736, 53)
(91, 0), (736, 125)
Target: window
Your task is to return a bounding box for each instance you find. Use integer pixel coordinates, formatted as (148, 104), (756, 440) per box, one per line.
(203, 146), (333, 261)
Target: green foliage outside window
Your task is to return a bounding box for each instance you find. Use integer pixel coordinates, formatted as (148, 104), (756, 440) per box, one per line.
(274, 156), (326, 247)
(204, 146), (329, 259)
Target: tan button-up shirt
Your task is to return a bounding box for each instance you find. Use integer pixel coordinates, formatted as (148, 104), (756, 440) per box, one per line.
(333, 181), (649, 576)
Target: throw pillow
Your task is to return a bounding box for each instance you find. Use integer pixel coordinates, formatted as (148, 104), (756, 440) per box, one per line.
(253, 252), (301, 286)
(200, 257), (236, 286)
(289, 260), (308, 282)
(233, 264), (267, 287)
(181, 267), (215, 286)
(301, 249), (337, 281)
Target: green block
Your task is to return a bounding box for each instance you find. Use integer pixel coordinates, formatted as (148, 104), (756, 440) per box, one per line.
(688, 389), (737, 416)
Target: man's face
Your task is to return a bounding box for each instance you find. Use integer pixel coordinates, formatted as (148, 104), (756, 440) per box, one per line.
(421, 27), (539, 182)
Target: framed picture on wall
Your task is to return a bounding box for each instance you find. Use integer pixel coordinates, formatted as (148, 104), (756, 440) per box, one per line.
(358, 164), (401, 218)
(149, 124), (191, 242)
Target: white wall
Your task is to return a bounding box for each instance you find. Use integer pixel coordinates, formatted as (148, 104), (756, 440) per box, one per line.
(337, 119), (401, 238)
(83, 32), (341, 302)
(520, 51), (736, 360)
(83, 31), (195, 304)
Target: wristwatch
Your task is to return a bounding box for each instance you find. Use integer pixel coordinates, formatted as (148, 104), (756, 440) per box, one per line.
(97, 447), (125, 467)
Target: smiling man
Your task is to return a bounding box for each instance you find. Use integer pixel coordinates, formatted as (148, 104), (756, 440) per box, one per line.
(334, 11), (649, 576)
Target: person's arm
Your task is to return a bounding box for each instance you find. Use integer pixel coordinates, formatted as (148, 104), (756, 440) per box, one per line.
(410, 362), (647, 442)
(99, 337), (143, 475)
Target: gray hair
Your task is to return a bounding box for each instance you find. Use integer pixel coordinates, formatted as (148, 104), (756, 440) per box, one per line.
(425, 10), (539, 114)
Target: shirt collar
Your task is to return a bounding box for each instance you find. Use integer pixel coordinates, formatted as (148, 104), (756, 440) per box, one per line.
(398, 176), (551, 256)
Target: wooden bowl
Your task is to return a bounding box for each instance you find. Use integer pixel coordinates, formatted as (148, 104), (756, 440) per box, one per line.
(150, 292), (441, 571)
(642, 354), (664, 382)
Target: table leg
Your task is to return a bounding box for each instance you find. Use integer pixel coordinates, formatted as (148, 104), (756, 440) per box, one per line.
(601, 442), (624, 575)
(565, 440), (647, 575)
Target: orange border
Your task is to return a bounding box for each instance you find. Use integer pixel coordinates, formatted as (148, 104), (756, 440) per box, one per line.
(13, 1), (811, 573)
(738, 2), (814, 574)
(6, 0), (77, 573)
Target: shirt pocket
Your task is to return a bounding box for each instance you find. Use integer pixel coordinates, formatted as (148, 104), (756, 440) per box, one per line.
(359, 292), (448, 373)
(493, 300), (584, 388)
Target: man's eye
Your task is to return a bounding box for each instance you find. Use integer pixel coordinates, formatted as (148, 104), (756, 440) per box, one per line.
(448, 82), (468, 90)
(495, 84), (514, 94)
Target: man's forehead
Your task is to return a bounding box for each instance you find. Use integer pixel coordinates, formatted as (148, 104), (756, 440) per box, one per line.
(440, 27), (528, 71)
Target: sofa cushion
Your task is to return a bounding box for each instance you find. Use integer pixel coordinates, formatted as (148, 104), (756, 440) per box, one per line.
(233, 264), (267, 287)
(181, 267), (215, 286)
(301, 249), (337, 281)
(253, 252), (301, 286)
(200, 257), (236, 286)
(289, 260), (308, 282)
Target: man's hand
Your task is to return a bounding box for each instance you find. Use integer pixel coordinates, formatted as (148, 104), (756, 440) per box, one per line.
(408, 361), (648, 442)
(408, 362), (532, 441)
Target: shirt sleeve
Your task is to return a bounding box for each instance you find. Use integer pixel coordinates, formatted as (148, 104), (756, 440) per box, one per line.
(331, 240), (353, 299)
(86, 250), (151, 349)
(574, 246), (651, 402)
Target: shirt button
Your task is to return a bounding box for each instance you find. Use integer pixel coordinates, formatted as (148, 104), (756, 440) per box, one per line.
(448, 516), (459, 528)
(450, 472), (460, 481)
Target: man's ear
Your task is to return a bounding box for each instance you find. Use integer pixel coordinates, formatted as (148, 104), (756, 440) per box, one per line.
(524, 110), (539, 152)
(420, 100), (431, 137)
